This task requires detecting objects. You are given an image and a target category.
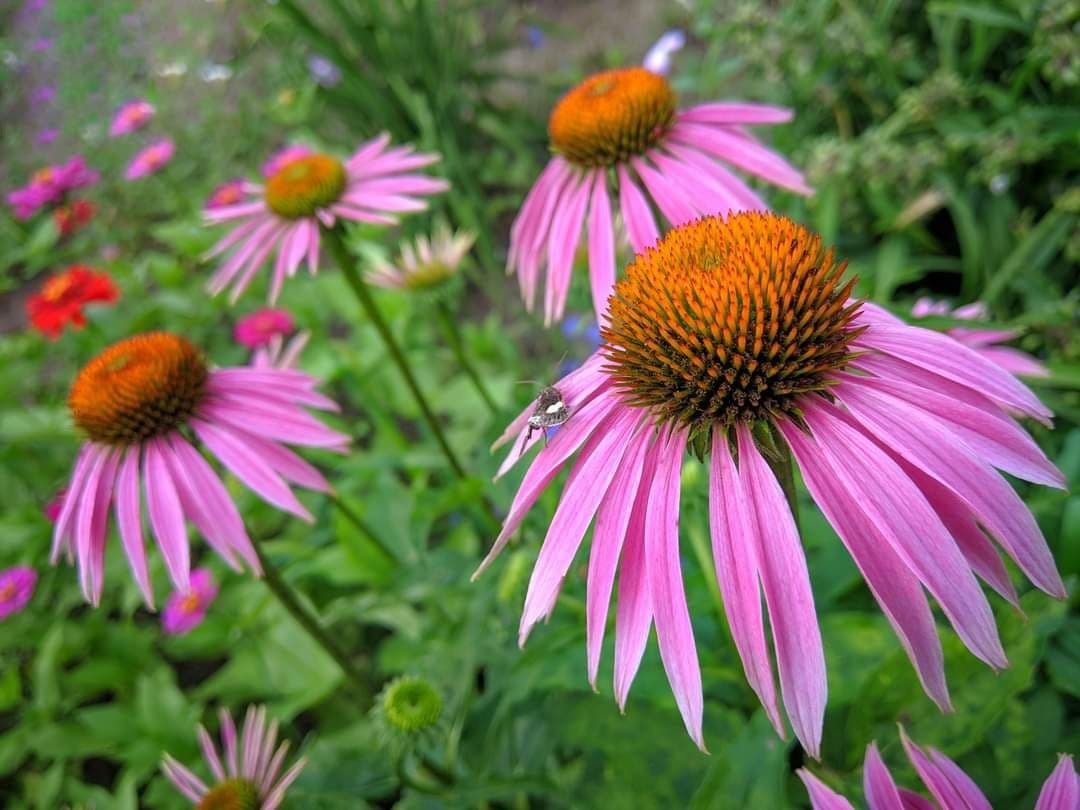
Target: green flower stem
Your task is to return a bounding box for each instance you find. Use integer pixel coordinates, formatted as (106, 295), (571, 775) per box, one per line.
(329, 493), (399, 564)
(252, 538), (371, 702)
(323, 226), (468, 481)
(434, 300), (498, 417)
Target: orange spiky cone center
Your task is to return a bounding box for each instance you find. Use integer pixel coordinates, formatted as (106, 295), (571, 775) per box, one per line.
(69, 332), (208, 445)
(264, 153), (346, 219)
(602, 212), (863, 432)
(548, 67), (675, 168)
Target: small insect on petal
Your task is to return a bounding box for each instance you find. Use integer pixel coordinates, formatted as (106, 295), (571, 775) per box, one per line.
(525, 386), (570, 447)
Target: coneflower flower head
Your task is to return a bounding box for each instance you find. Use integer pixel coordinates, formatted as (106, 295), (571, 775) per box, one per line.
(509, 67), (810, 324)
(367, 226), (476, 292)
(53, 332), (347, 606)
(484, 212), (1065, 755)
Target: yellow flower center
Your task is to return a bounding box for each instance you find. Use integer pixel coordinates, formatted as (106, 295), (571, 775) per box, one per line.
(196, 778), (260, 810)
(0, 582), (14, 601)
(32, 167), (56, 185)
(42, 272), (75, 302)
(602, 213), (862, 432)
(264, 154), (346, 219)
(69, 332), (208, 446)
(179, 592), (202, 614)
(403, 261), (453, 290)
(548, 67), (676, 168)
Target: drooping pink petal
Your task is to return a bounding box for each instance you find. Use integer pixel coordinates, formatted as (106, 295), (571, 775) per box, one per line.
(668, 122), (812, 194)
(115, 445), (154, 606)
(519, 407), (642, 643)
(662, 142), (767, 211)
(85, 447), (119, 605)
(1035, 754), (1078, 810)
(198, 398), (346, 450)
(797, 769), (857, 810)
(72, 447), (110, 591)
(586, 420), (651, 687)
(976, 345), (1050, 378)
(520, 160), (574, 311)
(709, 430), (783, 736)
(864, 742), (906, 810)
(900, 729), (992, 810)
(52, 444), (93, 563)
(648, 149), (740, 216)
(678, 102), (794, 126)
(645, 426), (705, 749)
(617, 164), (659, 253)
(800, 400), (1007, 669)
(544, 170), (591, 324)
(631, 156), (697, 226)
(736, 424), (826, 758)
(781, 419), (951, 711)
(144, 438), (191, 592)
(587, 171), (615, 325)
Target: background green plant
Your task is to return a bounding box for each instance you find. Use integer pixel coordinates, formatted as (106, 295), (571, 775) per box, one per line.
(0, 0), (1077, 807)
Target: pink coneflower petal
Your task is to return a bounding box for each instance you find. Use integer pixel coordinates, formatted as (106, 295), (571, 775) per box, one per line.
(52, 445), (92, 563)
(544, 171), (592, 324)
(630, 156), (697, 226)
(263, 756), (308, 810)
(1036, 755), (1079, 810)
(679, 101), (794, 126)
(709, 430), (784, 736)
(798, 769), (856, 810)
(220, 707), (239, 777)
(863, 742), (905, 810)
(668, 121), (811, 194)
(900, 728), (992, 810)
(616, 164), (660, 253)
(161, 755), (208, 802)
(262, 741), (291, 794)
(115, 446), (154, 606)
(977, 345), (1050, 378)
(144, 438), (191, 592)
(197, 724), (226, 783)
(586, 171), (615, 324)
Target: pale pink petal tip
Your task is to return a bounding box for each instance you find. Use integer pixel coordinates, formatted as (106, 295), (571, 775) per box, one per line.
(1035, 754), (1079, 810)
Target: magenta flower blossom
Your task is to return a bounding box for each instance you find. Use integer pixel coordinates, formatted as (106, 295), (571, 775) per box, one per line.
(162, 705), (307, 810)
(124, 138), (174, 180)
(7, 155), (99, 219)
(43, 488), (66, 522)
(109, 99), (155, 136)
(509, 66), (809, 324)
(205, 178), (246, 211)
(52, 332), (347, 607)
(161, 568), (218, 635)
(0, 566), (37, 620)
(261, 144), (313, 178)
(203, 134), (448, 304)
(482, 214), (1065, 754)
(234, 308), (295, 349)
(800, 729), (1078, 810)
(913, 297), (1049, 378)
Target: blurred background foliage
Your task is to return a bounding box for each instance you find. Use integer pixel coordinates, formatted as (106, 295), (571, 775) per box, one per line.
(0, 0), (1077, 807)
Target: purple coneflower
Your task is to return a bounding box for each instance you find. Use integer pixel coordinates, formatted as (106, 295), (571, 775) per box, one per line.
(913, 297), (1048, 378)
(509, 66), (809, 324)
(204, 134), (448, 304)
(124, 138), (174, 180)
(800, 729), (1078, 810)
(52, 332), (347, 606)
(162, 705), (307, 810)
(482, 213), (1065, 754)
(368, 225), (475, 290)
(0, 567), (37, 620)
(161, 568), (218, 635)
(262, 144), (313, 178)
(109, 99), (155, 137)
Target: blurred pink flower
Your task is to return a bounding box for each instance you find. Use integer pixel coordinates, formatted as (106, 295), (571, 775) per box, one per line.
(204, 134), (447, 303)
(800, 729), (1078, 810)
(913, 297), (1048, 378)
(7, 155), (99, 219)
(109, 99), (155, 137)
(161, 568), (218, 635)
(262, 144), (313, 178)
(124, 138), (174, 180)
(205, 178), (247, 211)
(234, 308), (294, 349)
(44, 488), (66, 522)
(0, 566), (37, 620)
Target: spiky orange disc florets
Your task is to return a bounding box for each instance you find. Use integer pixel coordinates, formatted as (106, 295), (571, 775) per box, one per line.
(602, 212), (863, 431)
(264, 153), (346, 219)
(69, 332), (208, 445)
(548, 67), (675, 168)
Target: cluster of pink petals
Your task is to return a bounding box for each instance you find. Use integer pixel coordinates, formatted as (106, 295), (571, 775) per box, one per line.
(108, 99), (155, 137)
(509, 102), (810, 324)
(124, 138), (175, 181)
(234, 308), (295, 349)
(51, 364), (347, 606)
(7, 156), (99, 219)
(262, 144), (313, 178)
(205, 178), (246, 211)
(161, 568), (218, 635)
(913, 297), (1049, 378)
(484, 303), (1065, 754)
(800, 730), (1078, 810)
(0, 566), (37, 620)
(162, 705), (307, 810)
(204, 133), (449, 304)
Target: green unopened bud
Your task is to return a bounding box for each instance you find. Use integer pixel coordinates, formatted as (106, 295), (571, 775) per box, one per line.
(380, 675), (443, 734)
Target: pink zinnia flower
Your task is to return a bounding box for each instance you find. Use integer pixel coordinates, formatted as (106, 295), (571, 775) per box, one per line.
(0, 566), (37, 620)
(162, 705), (307, 810)
(481, 213), (1065, 754)
(109, 99), (155, 137)
(913, 297), (1049, 378)
(7, 155), (99, 219)
(234, 308), (294, 349)
(124, 138), (174, 180)
(205, 178), (246, 211)
(261, 144), (313, 178)
(52, 331), (347, 607)
(800, 729), (1078, 810)
(509, 66), (809, 324)
(204, 134), (448, 303)
(162, 568), (217, 635)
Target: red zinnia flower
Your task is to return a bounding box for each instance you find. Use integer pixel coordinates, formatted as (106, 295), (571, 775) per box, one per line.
(26, 266), (119, 340)
(53, 199), (96, 238)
